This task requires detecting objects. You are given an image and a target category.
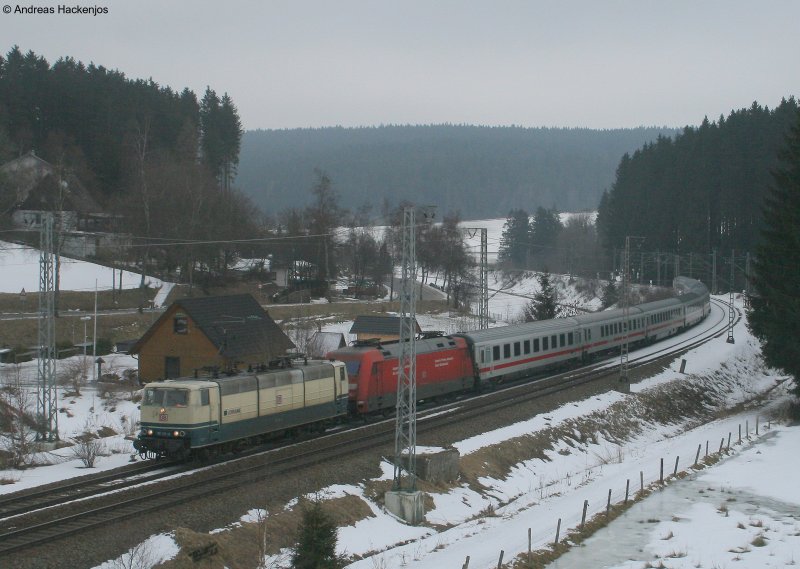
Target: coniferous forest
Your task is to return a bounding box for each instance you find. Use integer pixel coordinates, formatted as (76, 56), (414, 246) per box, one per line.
(596, 98), (799, 260)
(238, 125), (677, 220)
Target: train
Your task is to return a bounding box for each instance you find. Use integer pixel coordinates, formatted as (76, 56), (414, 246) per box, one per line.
(134, 277), (709, 459)
(134, 358), (348, 460)
(327, 277), (710, 414)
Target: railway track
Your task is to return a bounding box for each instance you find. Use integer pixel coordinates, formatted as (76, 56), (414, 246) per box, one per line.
(0, 298), (739, 557)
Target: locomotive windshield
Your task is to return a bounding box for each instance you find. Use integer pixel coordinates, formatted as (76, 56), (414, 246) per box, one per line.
(143, 388), (189, 407)
(341, 359), (361, 376)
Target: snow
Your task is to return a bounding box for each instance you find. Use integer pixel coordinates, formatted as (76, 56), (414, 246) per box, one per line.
(0, 239), (170, 295)
(2, 232), (796, 569)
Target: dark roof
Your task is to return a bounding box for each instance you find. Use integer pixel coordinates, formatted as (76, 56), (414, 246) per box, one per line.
(349, 315), (421, 336)
(132, 294), (295, 360)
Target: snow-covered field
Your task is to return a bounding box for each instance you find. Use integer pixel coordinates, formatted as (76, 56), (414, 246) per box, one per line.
(1, 226), (795, 569)
(26, 294), (786, 569)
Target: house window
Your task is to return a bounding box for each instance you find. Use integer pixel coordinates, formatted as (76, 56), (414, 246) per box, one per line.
(174, 315), (188, 334)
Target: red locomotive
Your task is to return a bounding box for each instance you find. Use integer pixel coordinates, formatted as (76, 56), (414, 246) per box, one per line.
(327, 335), (474, 414)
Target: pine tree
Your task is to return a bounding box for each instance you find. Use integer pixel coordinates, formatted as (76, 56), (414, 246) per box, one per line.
(748, 111), (800, 397)
(498, 209), (531, 268)
(292, 499), (345, 569)
(524, 271), (558, 321)
(601, 280), (619, 309)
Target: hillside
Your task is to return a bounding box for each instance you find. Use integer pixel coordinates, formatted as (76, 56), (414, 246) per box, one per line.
(237, 125), (678, 219)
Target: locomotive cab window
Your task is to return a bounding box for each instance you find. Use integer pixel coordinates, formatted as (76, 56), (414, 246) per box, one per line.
(200, 388), (209, 406)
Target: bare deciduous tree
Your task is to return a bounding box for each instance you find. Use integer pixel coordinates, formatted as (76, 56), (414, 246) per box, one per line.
(0, 365), (38, 469)
(71, 419), (105, 468)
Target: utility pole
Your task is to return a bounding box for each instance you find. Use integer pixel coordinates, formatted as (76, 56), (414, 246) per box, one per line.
(479, 228), (488, 329)
(711, 249), (717, 295)
(745, 252), (751, 304)
(727, 249), (735, 344)
(36, 213), (58, 441)
(688, 252), (693, 278)
(656, 251), (661, 287)
(674, 254), (680, 281)
(619, 236), (644, 391)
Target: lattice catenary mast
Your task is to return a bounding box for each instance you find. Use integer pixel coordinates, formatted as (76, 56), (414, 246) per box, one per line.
(394, 207), (418, 490)
(36, 213), (59, 441)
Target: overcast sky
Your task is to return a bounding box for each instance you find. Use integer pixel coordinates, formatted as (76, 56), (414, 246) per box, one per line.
(2, 0), (798, 131)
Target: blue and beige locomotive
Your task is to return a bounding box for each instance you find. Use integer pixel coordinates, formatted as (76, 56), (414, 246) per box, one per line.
(134, 358), (348, 459)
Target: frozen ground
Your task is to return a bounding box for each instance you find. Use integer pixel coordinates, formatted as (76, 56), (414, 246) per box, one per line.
(0, 240), (172, 305)
(86, 295), (797, 569)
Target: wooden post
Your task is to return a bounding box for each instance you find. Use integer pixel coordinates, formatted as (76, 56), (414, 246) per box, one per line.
(528, 528), (531, 560)
(555, 518), (561, 545)
(739, 424), (742, 443)
(673, 456), (679, 475)
(756, 416), (759, 435)
(463, 556), (470, 569)
(746, 420), (749, 439)
(694, 444), (701, 466)
(727, 432), (731, 450)
(640, 471), (644, 494)
(719, 438), (724, 453)
(607, 488), (612, 517)
(660, 458), (663, 483)
(581, 500), (588, 530)
(625, 479), (630, 504)
(497, 550), (504, 568)
(705, 440), (709, 457)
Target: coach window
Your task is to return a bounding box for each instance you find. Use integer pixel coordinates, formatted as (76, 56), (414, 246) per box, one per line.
(523, 340), (530, 354)
(551, 335), (557, 349)
(568, 332), (574, 345)
(514, 342), (521, 356)
(200, 389), (209, 406)
(504, 344), (511, 359)
(493, 345), (500, 361)
(543, 336), (549, 350)
(559, 333), (565, 347)
(533, 338), (540, 352)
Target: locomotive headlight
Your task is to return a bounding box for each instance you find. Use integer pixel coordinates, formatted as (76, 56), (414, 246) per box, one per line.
(146, 429), (153, 436)
(173, 430), (180, 437)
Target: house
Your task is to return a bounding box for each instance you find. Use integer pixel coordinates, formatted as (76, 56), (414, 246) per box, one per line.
(349, 315), (421, 343)
(129, 294), (295, 382)
(1, 151), (102, 231)
(307, 331), (347, 358)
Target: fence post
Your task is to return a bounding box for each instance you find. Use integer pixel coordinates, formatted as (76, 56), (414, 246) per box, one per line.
(739, 424), (742, 444)
(746, 420), (749, 439)
(727, 432), (731, 450)
(607, 488), (612, 517)
(497, 550), (504, 569)
(463, 556), (470, 569)
(705, 440), (709, 457)
(694, 444), (701, 466)
(581, 500), (589, 530)
(660, 458), (664, 483)
(625, 479), (630, 504)
(640, 471), (644, 494)
(756, 416), (759, 435)
(555, 518), (561, 545)
(719, 438), (724, 453)
(528, 528), (531, 560)
(673, 456), (679, 475)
